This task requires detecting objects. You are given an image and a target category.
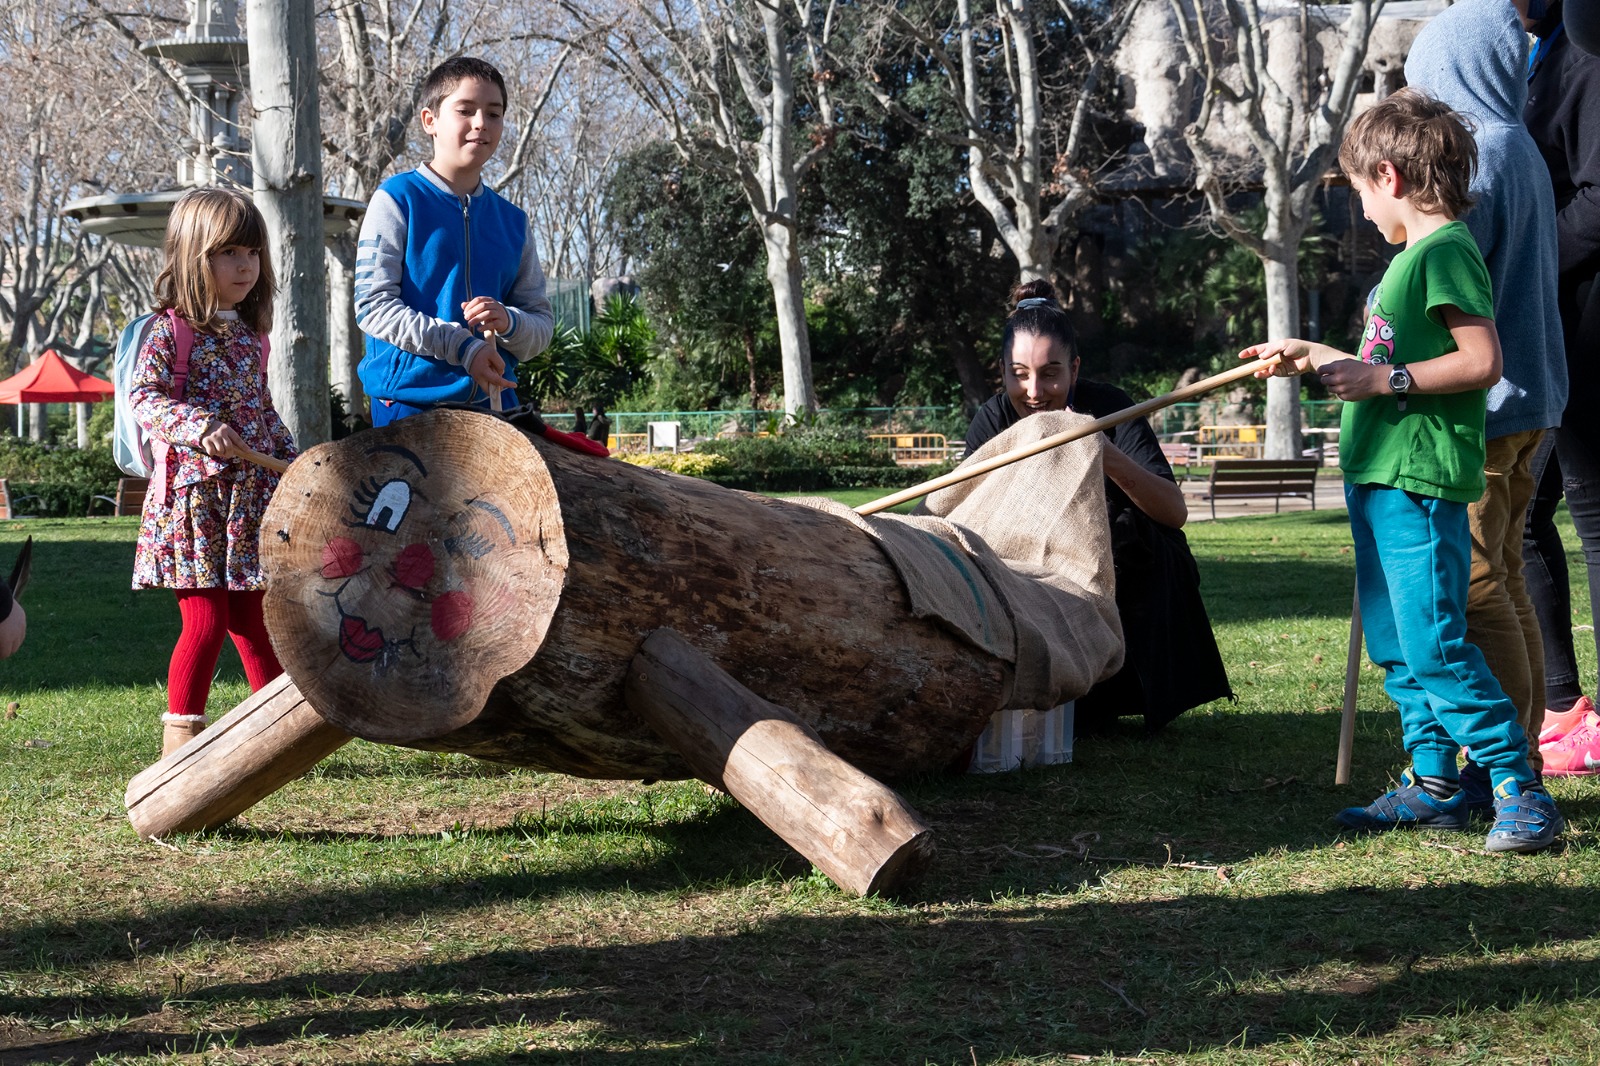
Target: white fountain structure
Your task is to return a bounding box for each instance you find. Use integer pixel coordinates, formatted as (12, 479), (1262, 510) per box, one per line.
(64, 0), (363, 246)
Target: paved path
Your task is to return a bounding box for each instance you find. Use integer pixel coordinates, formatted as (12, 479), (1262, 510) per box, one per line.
(1182, 473), (1348, 522)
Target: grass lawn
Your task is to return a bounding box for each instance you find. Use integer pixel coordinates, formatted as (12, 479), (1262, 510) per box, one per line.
(3, 501), (1600, 1064)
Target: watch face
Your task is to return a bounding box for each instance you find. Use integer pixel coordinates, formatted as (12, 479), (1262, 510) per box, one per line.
(1389, 367), (1411, 392)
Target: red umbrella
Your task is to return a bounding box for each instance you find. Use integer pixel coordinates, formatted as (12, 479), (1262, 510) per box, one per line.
(0, 350), (116, 404)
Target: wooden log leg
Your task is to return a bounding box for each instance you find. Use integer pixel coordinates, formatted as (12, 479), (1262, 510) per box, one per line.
(125, 673), (353, 839)
(625, 628), (935, 898)
(1336, 588), (1363, 786)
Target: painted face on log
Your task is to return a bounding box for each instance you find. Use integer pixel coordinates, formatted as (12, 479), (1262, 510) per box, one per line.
(260, 412), (567, 742)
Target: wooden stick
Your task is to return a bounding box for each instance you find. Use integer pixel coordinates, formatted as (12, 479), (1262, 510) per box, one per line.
(239, 447), (289, 474)
(1336, 588), (1363, 785)
(484, 329), (505, 413)
(856, 354), (1284, 515)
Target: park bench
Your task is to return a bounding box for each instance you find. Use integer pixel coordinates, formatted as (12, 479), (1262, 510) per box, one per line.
(1196, 458), (1320, 520)
(0, 479), (40, 520)
(1159, 441), (1201, 482)
(89, 477), (149, 517)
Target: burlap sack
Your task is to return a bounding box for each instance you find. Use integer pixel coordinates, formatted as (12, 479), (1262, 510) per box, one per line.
(794, 410), (1123, 709)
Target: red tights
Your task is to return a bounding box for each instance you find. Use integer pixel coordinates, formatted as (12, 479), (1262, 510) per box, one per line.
(168, 589), (283, 717)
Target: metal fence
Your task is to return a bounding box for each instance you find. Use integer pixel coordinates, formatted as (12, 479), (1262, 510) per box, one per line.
(539, 406), (967, 439)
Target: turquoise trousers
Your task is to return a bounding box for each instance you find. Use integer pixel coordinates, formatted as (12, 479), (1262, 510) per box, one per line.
(1347, 482), (1535, 787)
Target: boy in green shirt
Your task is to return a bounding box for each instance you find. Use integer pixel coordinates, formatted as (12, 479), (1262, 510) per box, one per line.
(1240, 88), (1562, 853)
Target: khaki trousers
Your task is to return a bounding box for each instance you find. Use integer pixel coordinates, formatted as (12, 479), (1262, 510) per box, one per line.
(1466, 428), (1548, 774)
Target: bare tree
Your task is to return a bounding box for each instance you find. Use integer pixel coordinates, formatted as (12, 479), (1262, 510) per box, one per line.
(495, 50), (641, 282)
(1168, 0), (1386, 458)
(860, 0), (1145, 284)
(558, 0), (838, 418)
(0, 0), (169, 438)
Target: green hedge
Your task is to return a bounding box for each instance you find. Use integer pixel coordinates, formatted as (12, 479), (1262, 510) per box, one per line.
(704, 463), (955, 493)
(695, 426), (899, 472)
(0, 438), (122, 517)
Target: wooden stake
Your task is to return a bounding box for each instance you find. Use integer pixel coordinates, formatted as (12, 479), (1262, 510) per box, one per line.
(485, 329), (504, 413)
(857, 354), (1283, 515)
(125, 672), (352, 838)
(625, 628), (936, 897)
(1337, 588), (1363, 785)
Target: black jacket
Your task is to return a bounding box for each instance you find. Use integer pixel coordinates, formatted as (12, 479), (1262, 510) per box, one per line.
(1528, 7), (1600, 395)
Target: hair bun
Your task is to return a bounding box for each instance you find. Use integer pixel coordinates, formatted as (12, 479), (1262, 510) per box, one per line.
(1009, 278), (1059, 311)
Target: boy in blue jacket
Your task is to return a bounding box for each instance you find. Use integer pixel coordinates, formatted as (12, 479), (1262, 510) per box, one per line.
(356, 57), (554, 425)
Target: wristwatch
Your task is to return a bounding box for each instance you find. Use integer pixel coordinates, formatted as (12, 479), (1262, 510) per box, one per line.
(1388, 363), (1411, 411)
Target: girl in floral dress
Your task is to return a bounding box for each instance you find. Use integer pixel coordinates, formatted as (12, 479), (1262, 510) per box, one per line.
(131, 188), (296, 758)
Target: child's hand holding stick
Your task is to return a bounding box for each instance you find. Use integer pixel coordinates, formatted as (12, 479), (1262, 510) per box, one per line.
(1238, 339), (1385, 402)
(463, 296), (516, 413)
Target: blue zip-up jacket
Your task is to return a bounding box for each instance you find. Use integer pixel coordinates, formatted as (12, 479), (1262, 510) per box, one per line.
(355, 166), (554, 407)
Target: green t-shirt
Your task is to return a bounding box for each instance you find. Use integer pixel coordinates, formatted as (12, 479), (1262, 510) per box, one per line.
(1338, 221), (1494, 504)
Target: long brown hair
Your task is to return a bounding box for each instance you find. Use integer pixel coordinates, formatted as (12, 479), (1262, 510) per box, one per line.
(154, 187), (276, 335)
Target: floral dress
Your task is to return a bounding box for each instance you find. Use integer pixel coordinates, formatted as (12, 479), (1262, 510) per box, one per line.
(131, 312), (296, 590)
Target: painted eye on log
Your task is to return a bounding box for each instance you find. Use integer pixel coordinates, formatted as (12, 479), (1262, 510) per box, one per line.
(351, 477), (413, 534)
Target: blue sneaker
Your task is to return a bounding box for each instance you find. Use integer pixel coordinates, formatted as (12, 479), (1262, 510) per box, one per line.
(1335, 768), (1470, 832)
(1459, 761), (1494, 820)
(1484, 778), (1564, 854)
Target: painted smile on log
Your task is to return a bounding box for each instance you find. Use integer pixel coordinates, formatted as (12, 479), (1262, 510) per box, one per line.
(260, 410), (567, 742)
(305, 443), (519, 671)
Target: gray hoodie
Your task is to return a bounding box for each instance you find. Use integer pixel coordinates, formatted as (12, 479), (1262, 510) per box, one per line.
(1405, 0), (1568, 438)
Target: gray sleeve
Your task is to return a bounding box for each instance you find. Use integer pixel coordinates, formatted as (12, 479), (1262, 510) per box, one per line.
(354, 188), (487, 368)
(498, 218), (556, 362)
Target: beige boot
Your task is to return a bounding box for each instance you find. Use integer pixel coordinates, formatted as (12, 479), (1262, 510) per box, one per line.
(161, 713), (207, 758)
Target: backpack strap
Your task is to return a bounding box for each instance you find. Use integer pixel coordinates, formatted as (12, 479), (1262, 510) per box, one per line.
(167, 309), (195, 398)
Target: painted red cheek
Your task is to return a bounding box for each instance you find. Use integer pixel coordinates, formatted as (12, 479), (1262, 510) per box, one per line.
(431, 591), (474, 642)
(321, 537), (364, 578)
(392, 542), (436, 590)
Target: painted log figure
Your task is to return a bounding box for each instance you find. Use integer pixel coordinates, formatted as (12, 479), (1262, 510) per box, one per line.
(128, 406), (1126, 892)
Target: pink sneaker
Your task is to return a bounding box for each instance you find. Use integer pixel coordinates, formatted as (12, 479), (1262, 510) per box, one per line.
(1539, 695), (1596, 746)
(1540, 709), (1600, 776)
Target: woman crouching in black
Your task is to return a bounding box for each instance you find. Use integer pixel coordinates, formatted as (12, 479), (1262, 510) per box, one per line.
(966, 280), (1232, 731)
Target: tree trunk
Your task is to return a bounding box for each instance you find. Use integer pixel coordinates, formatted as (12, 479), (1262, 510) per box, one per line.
(950, 332), (991, 415)
(743, 326), (759, 407)
(763, 220), (815, 419)
(1262, 254), (1302, 461)
(249, 0), (330, 447)
(76, 402), (90, 449)
(326, 236), (363, 422)
(258, 410), (1009, 780)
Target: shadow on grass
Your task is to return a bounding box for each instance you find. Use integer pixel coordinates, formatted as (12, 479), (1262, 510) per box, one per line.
(3, 703), (1588, 1062)
(4, 883), (1598, 1063)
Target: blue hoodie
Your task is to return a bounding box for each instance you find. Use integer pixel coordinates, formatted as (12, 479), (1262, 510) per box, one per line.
(1405, 0), (1568, 438)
